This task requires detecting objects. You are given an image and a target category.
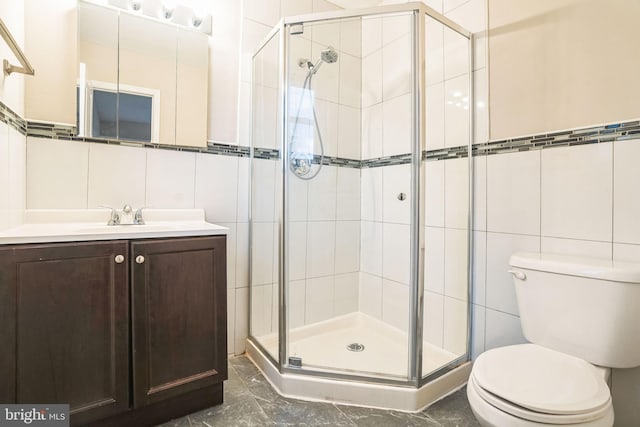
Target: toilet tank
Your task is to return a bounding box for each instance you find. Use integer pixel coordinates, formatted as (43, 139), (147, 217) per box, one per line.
(509, 252), (640, 369)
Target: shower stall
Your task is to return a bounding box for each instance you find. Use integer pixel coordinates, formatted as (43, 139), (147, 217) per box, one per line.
(248, 2), (473, 411)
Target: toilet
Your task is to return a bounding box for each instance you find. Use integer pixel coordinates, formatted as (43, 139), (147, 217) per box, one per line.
(467, 252), (640, 427)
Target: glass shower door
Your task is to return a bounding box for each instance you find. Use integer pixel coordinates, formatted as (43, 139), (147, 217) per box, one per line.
(250, 29), (281, 362)
(283, 12), (416, 381)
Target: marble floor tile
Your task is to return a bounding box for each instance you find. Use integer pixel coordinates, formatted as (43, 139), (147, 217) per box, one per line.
(155, 356), (479, 427)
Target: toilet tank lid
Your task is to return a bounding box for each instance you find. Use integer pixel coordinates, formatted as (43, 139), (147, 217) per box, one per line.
(510, 252), (640, 283)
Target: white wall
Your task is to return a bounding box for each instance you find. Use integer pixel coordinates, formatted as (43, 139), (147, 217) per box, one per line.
(488, 0), (640, 140)
(24, 0), (77, 125)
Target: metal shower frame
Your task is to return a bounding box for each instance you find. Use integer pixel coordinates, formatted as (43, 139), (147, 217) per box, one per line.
(248, 1), (474, 389)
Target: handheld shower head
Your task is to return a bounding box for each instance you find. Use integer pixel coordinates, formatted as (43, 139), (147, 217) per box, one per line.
(321, 46), (338, 64)
(309, 46), (339, 75)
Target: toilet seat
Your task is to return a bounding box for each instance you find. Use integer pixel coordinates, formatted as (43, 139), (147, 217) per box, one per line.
(469, 375), (611, 424)
(470, 344), (612, 425)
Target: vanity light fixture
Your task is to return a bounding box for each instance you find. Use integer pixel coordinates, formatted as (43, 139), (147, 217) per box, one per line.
(161, 4), (174, 19)
(100, 0), (211, 34)
(129, 0), (141, 12)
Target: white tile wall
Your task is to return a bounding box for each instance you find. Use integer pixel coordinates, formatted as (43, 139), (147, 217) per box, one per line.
(26, 138), (89, 209)
(485, 232), (539, 316)
(360, 220), (383, 276)
(306, 276), (334, 323)
(382, 279), (409, 332)
(289, 279), (307, 328)
(444, 228), (468, 300)
(443, 74), (470, 148)
(361, 168), (383, 222)
(334, 272), (359, 315)
(444, 157), (469, 229)
(87, 144), (146, 209)
(443, 296), (467, 355)
(146, 149), (196, 209)
(487, 150), (540, 235)
(7, 128), (26, 228)
(614, 138), (640, 244)
(443, 26), (469, 80)
(0, 123), (26, 230)
(362, 50), (383, 108)
(382, 34), (412, 101)
(382, 223), (410, 285)
(336, 167), (360, 220)
(382, 164), (411, 224)
(0, 126), (10, 229)
(359, 272), (382, 319)
(470, 304), (485, 359)
(335, 221), (360, 274)
(426, 82), (445, 151)
(425, 226), (445, 294)
(484, 308), (526, 351)
(306, 221), (336, 278)
(424, 290), (444, 347)
(541, 143), (613, 242)
(307, 165), (337, 221)
(337, 104), (361, 159)
(362, 104), (383, 159)
(425, 160), (445, 227)
(382, 93), (411, 156)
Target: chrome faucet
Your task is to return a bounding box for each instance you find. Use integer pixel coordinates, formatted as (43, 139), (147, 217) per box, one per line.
(100, 204), (145, 225)
(134, 207), (146, 225)
(99, 205), (121, 225)
(121, 204), (134, 225)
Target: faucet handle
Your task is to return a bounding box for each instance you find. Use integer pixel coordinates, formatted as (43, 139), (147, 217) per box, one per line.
(98, 205), (120, 225)
(134, 206), (147, 225)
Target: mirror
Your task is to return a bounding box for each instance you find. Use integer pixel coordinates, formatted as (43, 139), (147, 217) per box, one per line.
(77, 1), (208, 147)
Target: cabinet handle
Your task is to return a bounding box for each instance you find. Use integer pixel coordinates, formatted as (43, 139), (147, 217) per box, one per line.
(115, 254), (125, 264)
(136, 255), (145, 264)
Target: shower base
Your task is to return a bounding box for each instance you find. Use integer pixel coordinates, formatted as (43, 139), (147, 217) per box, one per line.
(247, 312), (471, 412)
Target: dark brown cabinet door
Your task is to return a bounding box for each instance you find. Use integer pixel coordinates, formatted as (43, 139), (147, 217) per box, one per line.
(131, 236), (227, 407)
(0, 241), (130, 425)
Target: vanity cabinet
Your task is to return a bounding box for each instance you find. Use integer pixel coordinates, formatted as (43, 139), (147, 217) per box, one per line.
(0, 235), (227, 427)
(0, 241), (130, 425)
(131, 237), (227, 406)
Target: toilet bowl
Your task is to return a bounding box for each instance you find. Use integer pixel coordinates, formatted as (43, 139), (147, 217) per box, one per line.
(467, 344), (614, 427)
(467, 252), (640, 427)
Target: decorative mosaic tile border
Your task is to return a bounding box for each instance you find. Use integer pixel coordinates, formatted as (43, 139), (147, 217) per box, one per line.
(26, 121), (76, 139)
(473, 120), (640, 157)
(3, 99), (638, 164)
(424, 119), (640, 161)
(361, 153), (413, 168)
(0, 102), (27, 135)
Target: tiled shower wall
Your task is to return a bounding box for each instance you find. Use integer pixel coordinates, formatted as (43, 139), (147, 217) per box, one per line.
(359, 12), (414, 333)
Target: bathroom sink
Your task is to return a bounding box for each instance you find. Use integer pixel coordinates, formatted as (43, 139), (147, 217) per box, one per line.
(0, 211), (228, 244)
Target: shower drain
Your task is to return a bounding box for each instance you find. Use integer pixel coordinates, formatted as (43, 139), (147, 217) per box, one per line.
(346, 343), (365, 352)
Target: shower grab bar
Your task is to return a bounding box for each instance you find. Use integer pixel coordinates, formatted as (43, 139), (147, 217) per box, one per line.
(0, 17), (34, 76)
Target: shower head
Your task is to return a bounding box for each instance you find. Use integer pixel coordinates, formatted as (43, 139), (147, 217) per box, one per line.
(309, 46), (338, 75)
(321, 46), (338, 64)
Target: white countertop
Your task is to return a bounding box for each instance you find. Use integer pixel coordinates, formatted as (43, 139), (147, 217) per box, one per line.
(0, 209), (228, 245)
